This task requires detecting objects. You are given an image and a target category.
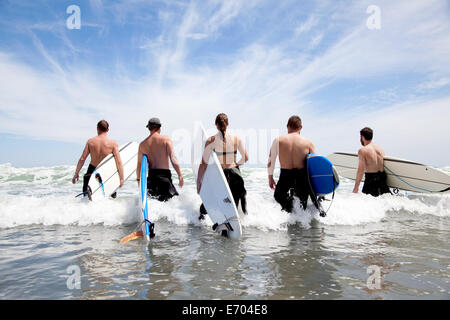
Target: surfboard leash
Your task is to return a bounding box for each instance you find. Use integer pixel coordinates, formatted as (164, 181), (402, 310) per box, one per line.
(140, 219), (155, 239)
(94, 171), (106, 197)
(306, 160), (338, 217)
(212, 221), (233, 237)
(383, 165), (450, 193)
(314, 175), (337, 218)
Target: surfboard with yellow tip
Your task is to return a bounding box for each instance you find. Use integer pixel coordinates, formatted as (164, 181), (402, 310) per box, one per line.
(120, 154), (155, 244)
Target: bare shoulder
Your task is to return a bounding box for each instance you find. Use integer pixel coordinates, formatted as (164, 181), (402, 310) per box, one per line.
(302, 136), (313, 145)
(358, 147), (368, 157)
(86, 137), (97, 146)
(107, 136), (118, 145)
(277, 134), (288, 143)
(373, 143), (386, 156)
(160, 134), (172, 141)
(205, 136), (215, 147)
(139, 137), (150, 152)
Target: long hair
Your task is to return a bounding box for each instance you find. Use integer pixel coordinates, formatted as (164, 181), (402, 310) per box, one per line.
(215, 113), (229, 142)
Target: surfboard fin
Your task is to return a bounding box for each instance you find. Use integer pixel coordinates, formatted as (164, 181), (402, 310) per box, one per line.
(120, 230), (144, 244)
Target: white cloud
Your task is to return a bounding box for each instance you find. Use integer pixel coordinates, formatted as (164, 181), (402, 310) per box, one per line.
(294, 15), (319, 37)
(417, 78), (450, 91)
(0, 0), (450, 167)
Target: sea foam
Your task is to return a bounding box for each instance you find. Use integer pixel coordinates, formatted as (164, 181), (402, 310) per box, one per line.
(0, 164), (448, 230)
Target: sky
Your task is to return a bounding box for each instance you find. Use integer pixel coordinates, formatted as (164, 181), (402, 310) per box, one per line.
(0, 0), (449, 168)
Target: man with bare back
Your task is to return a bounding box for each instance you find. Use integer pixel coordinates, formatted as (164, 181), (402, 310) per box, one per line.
(72, 120), (124, 198)
(268, 115), (318, 212)
(136, 118), (184, 202)
(352, 127), (391, 196)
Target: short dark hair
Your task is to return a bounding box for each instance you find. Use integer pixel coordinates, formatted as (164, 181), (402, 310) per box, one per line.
(360, 127), (373, 140)
(146, 118), (161, 130)
(287, 115), (302, 130)
(97, 120), (109, 132)
(147, 123), (161, 130)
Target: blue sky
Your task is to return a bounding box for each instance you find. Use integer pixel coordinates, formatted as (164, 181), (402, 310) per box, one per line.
(0, 0), (449, 167)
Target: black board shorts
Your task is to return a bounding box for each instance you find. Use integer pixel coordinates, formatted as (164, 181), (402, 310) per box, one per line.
(362, 171), (392, 197)
(274, 168), (318, 213)
(148, 169), (179, 202)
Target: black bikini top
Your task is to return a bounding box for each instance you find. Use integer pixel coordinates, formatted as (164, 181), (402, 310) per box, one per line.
(213, 132), (237, 155)
(214, 149), (237, 155)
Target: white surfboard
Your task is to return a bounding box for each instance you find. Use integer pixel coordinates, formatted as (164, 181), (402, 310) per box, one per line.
(88, 141), (139, 200)
(191, 122), (242, 239)
(327, 152), (450, 194)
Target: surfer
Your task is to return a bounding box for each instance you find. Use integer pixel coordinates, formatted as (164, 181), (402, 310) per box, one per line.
(267, 115), (319, 213)
(72, 120), (124, 199)
(352, 127), (391, 196)
(196, 113), (249, 219)
(137, 118), (184, 202)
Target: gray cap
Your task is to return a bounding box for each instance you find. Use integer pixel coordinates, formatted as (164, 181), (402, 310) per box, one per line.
(146, 117), (161, 128)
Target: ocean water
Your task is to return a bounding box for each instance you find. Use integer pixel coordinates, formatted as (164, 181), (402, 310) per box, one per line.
(0, 163), (449, 300)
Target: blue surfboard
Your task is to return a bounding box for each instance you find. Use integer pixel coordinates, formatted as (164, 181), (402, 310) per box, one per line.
(140, 155), (155, 240)
(306, 154), (340, 195)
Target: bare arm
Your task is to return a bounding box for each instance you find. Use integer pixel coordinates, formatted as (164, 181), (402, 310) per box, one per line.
(136, 145), (143, 185)
(197, 138), (213, 194)
(267, 138), (279, 190)
(167, 140), (183, 188)
(353, 149), (365, 193)
(309, 141), (317, 155)
(236, 137), (248, 166)
(112, 143), (124, 187)
(72, 143), (90, 184)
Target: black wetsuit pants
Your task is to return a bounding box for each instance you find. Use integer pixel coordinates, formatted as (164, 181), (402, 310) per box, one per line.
(82, 164), (96, 196)
(223, 166), (247, 214)
(362, 171), (391, 197)
(148, 169), (179, 202)
(274, 168), (318, 213)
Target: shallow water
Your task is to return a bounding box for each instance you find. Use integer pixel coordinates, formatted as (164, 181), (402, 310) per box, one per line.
(0, 164), (449, 299)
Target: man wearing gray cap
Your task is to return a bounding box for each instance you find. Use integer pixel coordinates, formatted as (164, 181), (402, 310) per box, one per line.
(136, 118), (184, 201)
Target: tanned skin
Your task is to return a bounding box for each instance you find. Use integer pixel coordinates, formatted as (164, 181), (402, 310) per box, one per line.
(352, 135), (386, 193)
(267, 124), (316, 190)
(136, 127), (183, 188)
(72, 127), (124, 187)
(196, 124), (248, 194)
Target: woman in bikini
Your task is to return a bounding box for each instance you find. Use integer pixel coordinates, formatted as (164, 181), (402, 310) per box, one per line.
(197, 113), (249, 219)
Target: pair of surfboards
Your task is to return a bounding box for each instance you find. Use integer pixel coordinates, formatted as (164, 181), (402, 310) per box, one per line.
(122, 122), (244, 242)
